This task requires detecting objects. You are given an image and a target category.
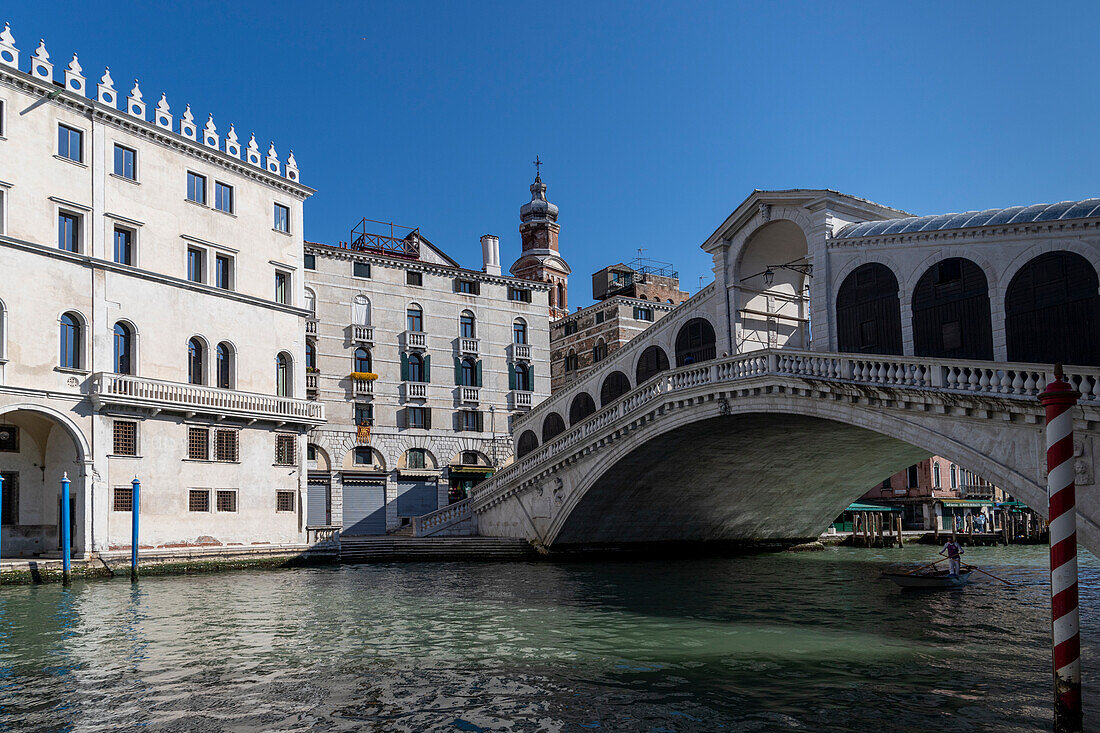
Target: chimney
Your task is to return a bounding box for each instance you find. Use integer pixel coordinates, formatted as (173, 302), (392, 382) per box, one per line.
(481, 234), (501, 275)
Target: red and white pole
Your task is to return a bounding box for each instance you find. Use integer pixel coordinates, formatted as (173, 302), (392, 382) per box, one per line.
(1039, 364), (1083, 733)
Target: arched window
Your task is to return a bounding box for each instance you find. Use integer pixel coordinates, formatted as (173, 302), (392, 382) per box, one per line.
(950, 464), (958, 489)
(564, 350), (578, 372)
(513, 318), (527, 344)
(675, 318), (716, 366)
(912, 258), (993, 360)
(592, 339), (607, 363)
(557, 282), (565, 309)
(569, 392), (596, 425)
(408, 353), (424, 382)
(276, 352), (291, 397)
(0, 298), (6, 362)
(304, 288), (316, 315)
(600, 371), (631, 406)
(460, 310), (476, 338)
(635, 345), (670, 384)
(60, 312), (82, 369)
(460, 357), (477, 387)
(407, 304), (423, 332)
(187, 337), (204, 385)
(113, 322), (133, 374)
(516, 430), (539, 458)
(836, 263), (902, 355)
(354, 347), (371, 373)
(1006, 251), (1100, 366)
(513, 363), (531, 391)
(306, 341), (317, 370)
(216, 342), (233, 388)
(352, 294), (371, 325)
(933, 461), (941, 489)
(542, 412), (566, 441)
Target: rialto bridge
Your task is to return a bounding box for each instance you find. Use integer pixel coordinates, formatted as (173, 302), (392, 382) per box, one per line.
(415, 190), (1100, 554)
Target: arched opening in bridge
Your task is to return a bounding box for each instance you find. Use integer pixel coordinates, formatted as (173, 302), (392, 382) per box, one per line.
(675, 318), (716, 367)
(600, 371), (632, 406)
(0, 407), (86, 558)
(1006, 251), (1100, 366)
(542, 412), (566, 442)
(635, 345), (670, 384)
(836, 263), (902, 355)
(569, 392), (596, 425)
(911, 258), (993, 360)
(516, 430), (539, 458)
(736, 219), (810, 351)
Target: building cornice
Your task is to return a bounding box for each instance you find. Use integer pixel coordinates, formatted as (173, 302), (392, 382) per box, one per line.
(552, 295), (677, 326)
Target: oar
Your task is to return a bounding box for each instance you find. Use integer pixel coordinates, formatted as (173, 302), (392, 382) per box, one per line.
(963, 563), (1013, 586)
(906, 556), (950, 572)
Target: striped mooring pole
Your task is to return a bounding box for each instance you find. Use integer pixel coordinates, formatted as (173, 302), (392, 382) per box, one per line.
(60, 472), (72, 587)
(130, 477), (140, 582)
(1039, 364), (1083, 732)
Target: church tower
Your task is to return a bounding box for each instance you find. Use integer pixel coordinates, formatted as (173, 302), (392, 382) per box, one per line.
(510, 163), (571, 320)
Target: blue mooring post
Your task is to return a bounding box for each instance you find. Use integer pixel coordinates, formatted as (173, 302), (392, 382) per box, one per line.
(130, 477), (140, 582)
(0, 473), (4, 581)
(61, 472), (71, 587)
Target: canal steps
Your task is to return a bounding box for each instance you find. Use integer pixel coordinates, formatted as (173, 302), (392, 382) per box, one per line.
(338, 536), (536, 562)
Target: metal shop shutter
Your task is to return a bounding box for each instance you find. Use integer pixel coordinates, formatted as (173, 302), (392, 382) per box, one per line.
(396, 480), (437, 517)
(342, 478), (386, 535)
(306, 476), (331, 526)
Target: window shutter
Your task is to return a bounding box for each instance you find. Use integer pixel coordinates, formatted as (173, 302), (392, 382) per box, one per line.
(454, 356), (462, 386)
(424, 408), (432, 429)
(453, 279), (460, 293)
(396, 408), (406, 429)
(453, 411), (462, 432)
(508, 363), (517, 390)
(424, 355), (431, 383)
(400, 352), (409, 381)
(476, 411), (484, 432)
(473, 282), (480, 295)
(475, 360), (483, 387)
(527, 364), (535, 390)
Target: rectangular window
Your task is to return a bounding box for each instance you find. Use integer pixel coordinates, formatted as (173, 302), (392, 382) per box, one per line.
(353, 262), (371, 278)
(113, 227), (133, 265)
(0, 189), (6, 236)
(0, 472), (16, 525)
(275, 434), (296, 466)
(274, 271), (289, 304)
(455, 279), (479, 295)
(634, 306), (653, 321)
(508, 287), (531, 303)
(58, 211), (80, 252)
(186, 171), (206, 204)
(274, 203), (290, 232)
(353, 447), (373, 465)
(189, 489), (210, 512)
(461, 410), (482, 432)
(215, 254), (232, 290)
(564, 321), (578, 336)
(214, 429), (239, 462)
(216, 490), (237, 513)
(0, 99), (5, 137)
(187, 426), (210, 460)
(462, 451), (479, 465)
(187, 247), (204, 283)
(276, 490), (295, 513)
(595, 310), (605, 324)
(214, 181), (233, 213)
(113, 486), (133, 512)
(304, 253), (316, 270)
(406, 271), (422, 286)
(113, 144), (136, 180)
(407, 449), (426, 469)
(0, 425), (18, 452)
(58, 124), (83, 162)
(354, 402), (374, 426)
(112, 420), (138, 456)
(907, 465), (919, 488)
(407, 406), (429, 429)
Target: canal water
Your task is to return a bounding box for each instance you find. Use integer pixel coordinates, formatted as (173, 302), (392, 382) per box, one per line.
(0, 546), (1096, 732)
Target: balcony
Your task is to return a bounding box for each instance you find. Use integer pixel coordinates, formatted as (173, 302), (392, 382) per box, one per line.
(89, 372), (325, 425)
(351, 324), (373, 343)
(306, 318), (318, 335)
(459, 386), (480, 404)
(405, 330), (427, 349)
(511, 343), (532, 361)
(353, 378), (374, 397)
(511, 390), (533, 410)
(306, 373), (318, 391)
(459, 337), (479, 355)
(403, 382), (427, 400)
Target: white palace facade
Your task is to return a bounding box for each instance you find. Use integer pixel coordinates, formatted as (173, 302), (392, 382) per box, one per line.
(0, 26), (321, 557)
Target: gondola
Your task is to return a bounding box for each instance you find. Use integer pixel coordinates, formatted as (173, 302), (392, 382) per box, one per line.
(881, 569), (973, 588)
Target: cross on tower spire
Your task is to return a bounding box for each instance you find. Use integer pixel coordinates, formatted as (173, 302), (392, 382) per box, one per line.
(533, 155), (542, 179)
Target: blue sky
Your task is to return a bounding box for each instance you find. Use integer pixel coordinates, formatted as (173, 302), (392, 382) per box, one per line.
(8, 2), (1099, 306)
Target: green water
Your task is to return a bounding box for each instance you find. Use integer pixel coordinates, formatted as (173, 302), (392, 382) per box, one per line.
(0, 545), (1095, 731)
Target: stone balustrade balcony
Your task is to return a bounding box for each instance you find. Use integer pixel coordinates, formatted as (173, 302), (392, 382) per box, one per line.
(459, 386), (480, 404)
(459, 337), (479, 355)
(511, 390), (533, 410)
(305, 318), (318, 335)
(403, 382), (427, 400)
(351, 324), (373, 343)
(306, 373), (318, 391)
(353, 378), (374, 397)
(511, 343), (532, 361)
(405, 330), (427, 349)
(90, 372), (325, 426)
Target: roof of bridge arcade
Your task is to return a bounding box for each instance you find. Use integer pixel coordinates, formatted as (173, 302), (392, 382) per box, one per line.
(834, 199), (1100, 239)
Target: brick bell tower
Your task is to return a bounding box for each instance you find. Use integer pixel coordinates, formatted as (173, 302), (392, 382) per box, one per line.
(510, 158), (571, 319)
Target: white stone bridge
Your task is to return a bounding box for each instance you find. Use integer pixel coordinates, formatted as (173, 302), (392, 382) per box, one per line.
(415, 190), (1100, 553)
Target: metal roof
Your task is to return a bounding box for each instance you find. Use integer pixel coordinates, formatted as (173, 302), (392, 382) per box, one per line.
(834, 199), (1100, 239)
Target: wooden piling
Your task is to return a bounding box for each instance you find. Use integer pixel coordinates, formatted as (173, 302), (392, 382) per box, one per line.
(897, 515), (904, 547)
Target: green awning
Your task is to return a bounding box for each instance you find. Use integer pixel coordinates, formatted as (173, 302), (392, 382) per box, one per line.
(844, 502), (902, 513)
(940, 499), (994, 509)
(449, 466), (494, 476)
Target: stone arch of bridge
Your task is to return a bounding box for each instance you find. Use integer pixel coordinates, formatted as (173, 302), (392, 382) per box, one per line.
(539, 393), (1049, 548)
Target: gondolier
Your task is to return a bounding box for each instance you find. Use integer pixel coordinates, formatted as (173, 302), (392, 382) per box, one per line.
(940, 539), (964, 576)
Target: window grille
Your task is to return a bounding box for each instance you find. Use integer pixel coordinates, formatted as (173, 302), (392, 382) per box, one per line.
(113, 420), (137, 456)
(188, 427), (209, 460)
(275, 434), (296, 465)
(406, 271), (423, 286)
(215, 429), (239, 462)
(113, 486), (133, 512)
(216, 490), (237, 512)
(276, 490), (295, 512)
(189, 489), (210, 512)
